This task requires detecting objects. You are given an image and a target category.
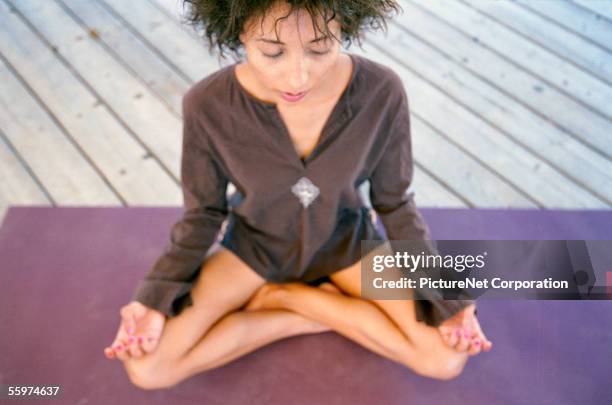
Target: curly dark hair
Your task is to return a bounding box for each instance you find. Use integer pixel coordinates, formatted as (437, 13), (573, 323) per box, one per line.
(180, 0), (402, 60)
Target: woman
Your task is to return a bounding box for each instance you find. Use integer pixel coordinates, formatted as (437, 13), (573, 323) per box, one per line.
(104, 0), (492, 389)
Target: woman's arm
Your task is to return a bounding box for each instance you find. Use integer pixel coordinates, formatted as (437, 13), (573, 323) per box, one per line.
(130, 92), (229, 318)
(368, 83), (475, 328)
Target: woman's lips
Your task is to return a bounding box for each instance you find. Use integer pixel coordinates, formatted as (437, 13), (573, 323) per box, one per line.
(280, 90), (308, 102)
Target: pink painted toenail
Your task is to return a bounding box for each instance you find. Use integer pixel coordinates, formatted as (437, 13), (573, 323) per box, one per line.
(138, 336), (143, 343)
(455, 330), (460, 337)
(474, 340), (481, 345)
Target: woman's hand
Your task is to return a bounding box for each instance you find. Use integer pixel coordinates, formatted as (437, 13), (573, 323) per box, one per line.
(437, 303), (492, 356)
(103, 301), (166, 361)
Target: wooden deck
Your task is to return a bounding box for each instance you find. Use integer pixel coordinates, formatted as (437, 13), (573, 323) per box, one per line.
(1, 0), (611, 225)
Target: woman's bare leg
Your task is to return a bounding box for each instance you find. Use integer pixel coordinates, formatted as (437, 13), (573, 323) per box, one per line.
(329, 253), (477, 380)
(121, 247), (328, 390)
(179, 284), (342, 374)
(245, 255), (473, 380)
(179, 308), (328, 375)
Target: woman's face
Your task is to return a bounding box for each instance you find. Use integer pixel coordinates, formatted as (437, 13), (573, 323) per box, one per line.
(239, 2), (343, 106)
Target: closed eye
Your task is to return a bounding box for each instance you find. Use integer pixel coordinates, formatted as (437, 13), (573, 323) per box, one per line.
(263, 49), (331, 59)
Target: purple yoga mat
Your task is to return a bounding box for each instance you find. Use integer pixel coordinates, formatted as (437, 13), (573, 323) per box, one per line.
(1, 207), (611, 404)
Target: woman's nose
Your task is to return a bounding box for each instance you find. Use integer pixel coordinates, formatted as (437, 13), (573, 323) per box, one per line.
(287, 56), (309, 91)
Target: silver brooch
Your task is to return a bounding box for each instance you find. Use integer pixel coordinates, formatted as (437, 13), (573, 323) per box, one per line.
(291, 176), (320, 208)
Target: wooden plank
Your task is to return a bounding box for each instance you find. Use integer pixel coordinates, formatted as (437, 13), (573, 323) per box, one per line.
(355, 40), (610, 209)
(412, 114), (536, 207)
(376, 20), (612, 206)
(0, 132), (52, 222)
(8, 0), (183, 179)
(419, 0), (612, 121)
(100, 0), (226, 82)
(0, 1), (182, 206)
(147, 0), (209, 43)
(0, 58), (121, 205)
(395, 1), (612, 160)
(350, 48), (538, 208)
(411, 166), (467, 207)
(572, 0), (612, 21)
(148, 0), (187, 22)
(146, 0), (212, 65)
(460, 0), (612, 84)
(59, 0), (191, 115)
(357, 166), (468, 209)
(516, 0), (612, 52)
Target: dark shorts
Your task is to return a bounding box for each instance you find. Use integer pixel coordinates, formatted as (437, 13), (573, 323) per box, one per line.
(305, 275), (333, 287)
(207, 238), (334, 287)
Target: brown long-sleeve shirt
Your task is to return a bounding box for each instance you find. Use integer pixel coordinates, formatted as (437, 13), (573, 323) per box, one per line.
(131, 52), (474, 327)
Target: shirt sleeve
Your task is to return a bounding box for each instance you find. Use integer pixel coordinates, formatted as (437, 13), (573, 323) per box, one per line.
(130, 93), (229, 318)
(368, 84), (475, 328)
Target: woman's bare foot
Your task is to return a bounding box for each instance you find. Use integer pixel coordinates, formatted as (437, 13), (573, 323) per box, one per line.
(244, 283), (286, 312)
(318, 281), (343, 295)
(437, 303), (492, 356)
(245, 281), (345, 312)
(244, 281), (344, 333)
(103, 301), (165, 361)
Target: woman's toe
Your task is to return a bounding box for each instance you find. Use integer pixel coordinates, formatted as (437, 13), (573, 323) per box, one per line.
(471, 314), (492, 351)
(104, 347), (115, 359)
(126, 337), (143, 358)
(113, 343), (128, 361)
(456, 331), (472, 352)
(468, 339), (482, 356)
(472, 331), (492, 352)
